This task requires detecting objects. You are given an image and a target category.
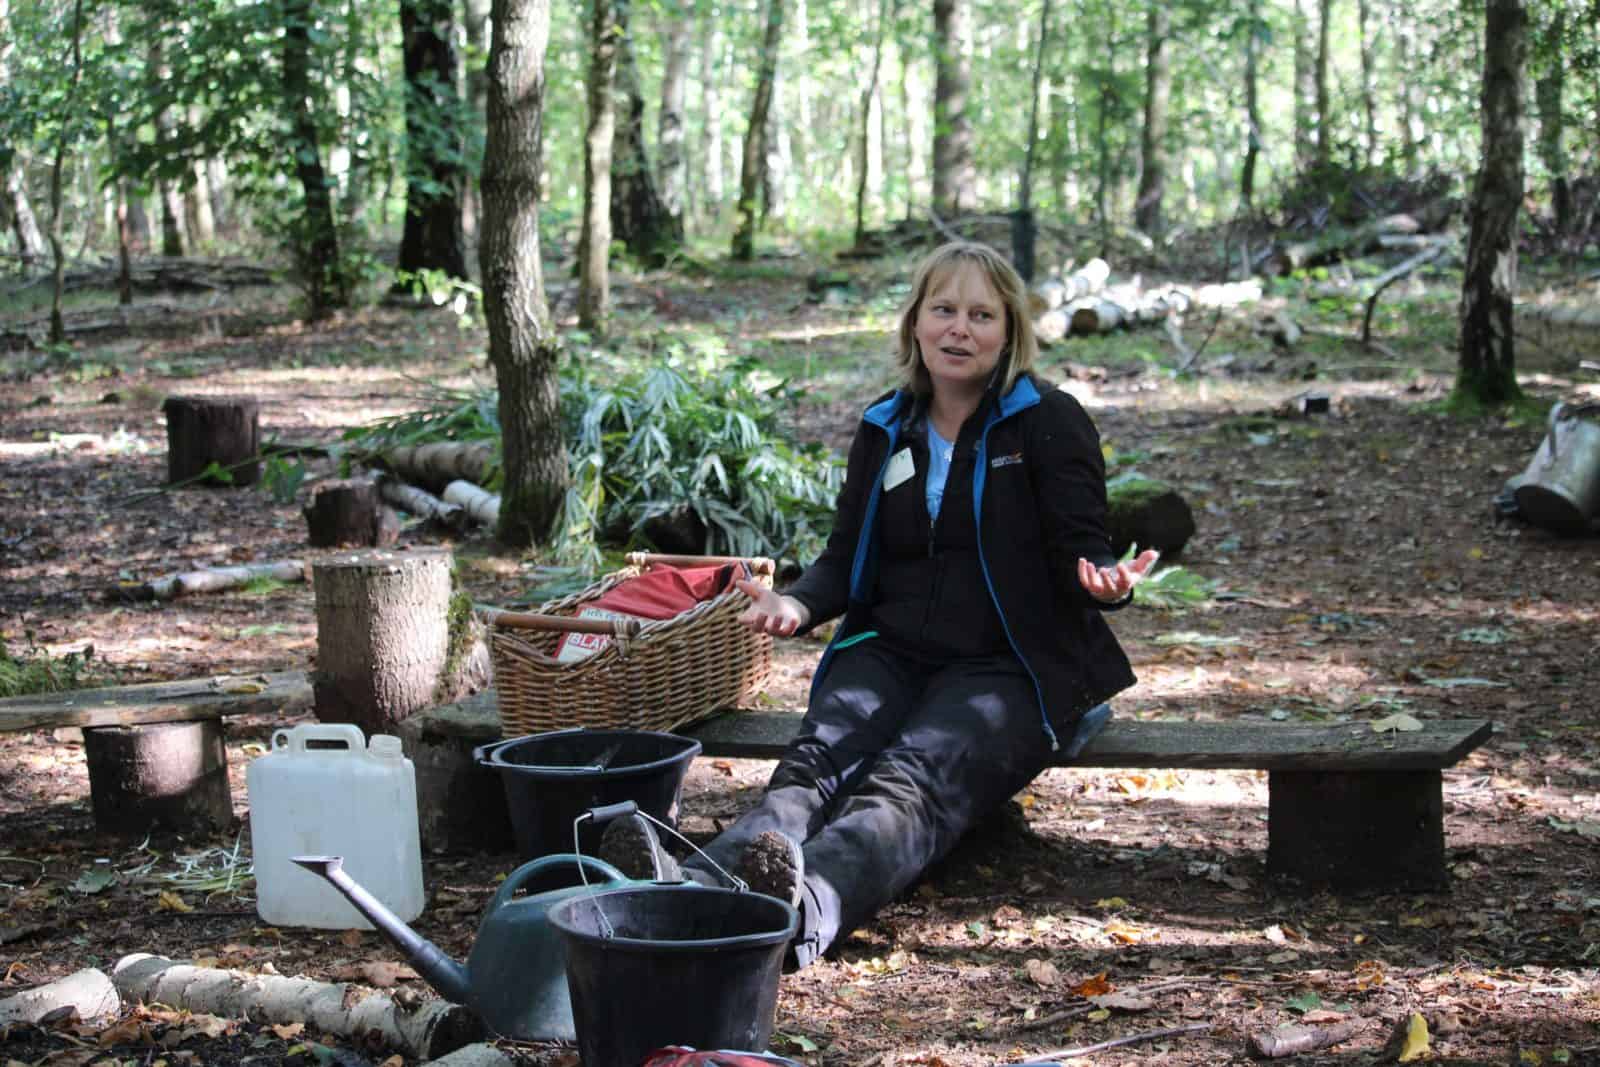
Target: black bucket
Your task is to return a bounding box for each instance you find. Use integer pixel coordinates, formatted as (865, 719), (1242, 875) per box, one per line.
(548, 885), (798, 1067)
(475, 729), (702, 863)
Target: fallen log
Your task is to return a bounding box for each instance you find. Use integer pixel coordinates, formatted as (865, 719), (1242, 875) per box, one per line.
(1265, 214), (1425, 276)
(0, 671), (312, 732)
(382, 442), (496, 492)
(1518, 302), (1600, 329)
(1029, 258), (1110, 313)
(1360, 242), (1450, 344)
(379, 477), (466, 530)
(424, 1044), (520, 1067)
(443, 480), (501, 527)
(0, 968), (120, 1027)
(1248, 1019), (1364, 1058)
(111, 954), (482, 1062)
(111, 559), (308, 602)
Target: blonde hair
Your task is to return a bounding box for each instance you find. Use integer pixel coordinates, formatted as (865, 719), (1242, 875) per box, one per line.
(895, 241), (1038, 397)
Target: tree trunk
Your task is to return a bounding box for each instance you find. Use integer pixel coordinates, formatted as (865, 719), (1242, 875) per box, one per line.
(1134, 3), (1169, 238)
(1013, 0), (1049, 281)
(578, 0), (618, 332)
(657, 0), (691, 225)
(186, 144), (216, 247)
(148, 41), (186, 258)
(1292, 0), (1315, 171)
(610, 0), (680, 267)
(461, 0), (491, 237)
(1456, 0), (1527, 410)
(1314, 0), (1332, 170)
(115, 177), (133, 304)
(731, 0), (784, 261)
(480, 0), (566, 546)
(1093, 13), (1114, 250)
(395, 0), (469, 287)
(1241, 0), (1261, 211)
(854, 0), (891, 249)
(46, 0), (83, 346)
(931, 0), (976, 218)
(311, 548), (455, 734)
(1357, 0), (1376, 167)
(761, 52), (789, 225)
(699, 20), (724, 215)
(4, 162), (46, 268)
(1534, 10), (1570, 234)
(0, 969), (119, 1028)
(82, 721), (232, 835)
(283, 0), (348, 319)
(162, 395), (262, 487)
(1393, 6), (1419, 174)
(304, 478), (400, 547)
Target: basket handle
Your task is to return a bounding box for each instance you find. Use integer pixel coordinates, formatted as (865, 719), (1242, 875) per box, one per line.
(626, 552), (775, 578)
(486, 609), (644, 637)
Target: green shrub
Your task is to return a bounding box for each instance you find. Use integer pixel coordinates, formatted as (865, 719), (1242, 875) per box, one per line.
(0, 636), (105, 698)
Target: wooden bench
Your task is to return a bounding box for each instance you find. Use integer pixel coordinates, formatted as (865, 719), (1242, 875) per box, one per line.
(685, 711), (1494, 891)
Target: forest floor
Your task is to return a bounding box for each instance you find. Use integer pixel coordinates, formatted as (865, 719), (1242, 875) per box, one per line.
(2, 239), (1600, 1067)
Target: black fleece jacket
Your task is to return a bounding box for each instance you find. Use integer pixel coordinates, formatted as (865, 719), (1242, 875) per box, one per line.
(785, 372), (1137, 749)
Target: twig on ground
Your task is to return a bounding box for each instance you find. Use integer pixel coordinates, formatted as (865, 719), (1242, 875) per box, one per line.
(1020, 1022), (1212, 1062)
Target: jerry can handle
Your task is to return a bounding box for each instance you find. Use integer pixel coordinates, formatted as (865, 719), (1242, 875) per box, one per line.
(271, 723), (368, 753)
(486, 854), (628, 913)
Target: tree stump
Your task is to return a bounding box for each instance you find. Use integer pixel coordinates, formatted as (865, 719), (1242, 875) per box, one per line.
(1106, 476), (1197, 558)
(82, 721), (232, 835)
(304, 479), (400, 548)
(312, 548), (454, 736)
(162, 395), (261, 487)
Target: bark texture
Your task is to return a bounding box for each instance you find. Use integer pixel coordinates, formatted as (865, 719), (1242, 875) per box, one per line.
(304, 479), (400, 547)
(931, 0), (976, 217)
(578, 0), (618, 331)
(731, 0), (784, 260)
(0, 969), (119, 1027)
(1457, 0), (1527, 409)
(1134, 3), (1170, 238)
(610, 0), (679, 267)
(311, 548), (454, 734)
(656, 2), (692, 222)
(480, 0), (566, 545)
(1533, 9), (1570, 233)
(1292, 0), (1315, 170)
(395, 0), (469, 286)
(161, 395), (261, 487)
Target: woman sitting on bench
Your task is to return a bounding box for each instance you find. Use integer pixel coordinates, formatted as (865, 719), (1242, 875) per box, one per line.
(601, 241), (1157, 967)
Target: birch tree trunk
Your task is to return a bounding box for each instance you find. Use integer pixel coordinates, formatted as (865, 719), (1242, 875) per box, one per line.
(1240, 0), (1261, 211)
(1357, 0), (1376, 167)
(1134, 3), (1169, 238)
(657, 0), (691, 224)
(461, 0), (491, 236)
(480, 0), (566, 546)
(0, 0), (46, 269)
(1392, 4), (1419, 174)
(1456, 0), (1526, 410)
(578, 0), (618, 332)
(395, 0), (469, 285)
(1533, 10), (1570, 234)
(931, 0), (975, 218)
(610, 0), (679, 267)
(731, 0), (784, 261)
(46, 0), (83, 345)
(699, 21), (724, 215)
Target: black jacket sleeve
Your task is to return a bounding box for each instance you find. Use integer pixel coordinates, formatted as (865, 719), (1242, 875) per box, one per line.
(1026, 386), (1127, 612)
(781, 420), (879, 631)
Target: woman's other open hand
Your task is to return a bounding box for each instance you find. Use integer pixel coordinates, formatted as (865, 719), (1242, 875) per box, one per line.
(735, 578), (810, 636)
(1077, 549), (1161, 604)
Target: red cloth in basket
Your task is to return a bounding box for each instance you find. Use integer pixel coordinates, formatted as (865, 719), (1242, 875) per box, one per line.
(554, 564), (740, 662)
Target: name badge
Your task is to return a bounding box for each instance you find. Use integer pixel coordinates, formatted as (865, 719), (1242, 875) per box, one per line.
(883, 448), (915, 491)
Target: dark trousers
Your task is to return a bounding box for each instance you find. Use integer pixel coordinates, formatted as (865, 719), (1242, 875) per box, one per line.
(684, 641), (1053, 966)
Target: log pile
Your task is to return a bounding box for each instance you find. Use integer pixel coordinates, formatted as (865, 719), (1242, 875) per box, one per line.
(1029, 258), (1264, 345)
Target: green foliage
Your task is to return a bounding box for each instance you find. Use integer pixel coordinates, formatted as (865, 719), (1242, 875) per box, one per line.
(394, 269), (483, 328)
(261, 454), (309, 504)
(0, 635), (105, 698)
(1123, 546), (1218, 613)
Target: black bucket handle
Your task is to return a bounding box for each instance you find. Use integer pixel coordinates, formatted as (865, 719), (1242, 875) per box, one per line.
(574, 802), (749, 939)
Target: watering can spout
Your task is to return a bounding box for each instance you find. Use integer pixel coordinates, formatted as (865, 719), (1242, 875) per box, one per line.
(291, 855), (473, 1006)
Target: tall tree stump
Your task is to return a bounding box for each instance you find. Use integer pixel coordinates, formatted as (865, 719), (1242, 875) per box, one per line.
(82, 721), (232, 835)
(304, 479), (400, 548)
(162, 395), (261, 487)
(312, 548), (454, 736)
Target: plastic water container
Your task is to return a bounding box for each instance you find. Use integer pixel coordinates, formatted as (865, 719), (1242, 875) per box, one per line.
(247, 724), (424, 929)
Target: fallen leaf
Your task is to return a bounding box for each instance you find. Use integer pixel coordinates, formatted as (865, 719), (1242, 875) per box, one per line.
(1371, 713), (1424, 733)
(156, 890), (193, 913)
(1103, 919), (1145, 944)
(1069, 972), (1113, 997)
(1087, 1008), (1111, 1022)
(359, 961), (416, 988)
(1024, 958), (1059, 988)
(271, 1022), (305, 1040)
(1396, 1013), (1430, 1062)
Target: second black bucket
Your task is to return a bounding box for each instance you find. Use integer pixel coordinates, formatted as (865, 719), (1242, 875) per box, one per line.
(548, 885), (798, 1067)
(475, 729), (702, 863)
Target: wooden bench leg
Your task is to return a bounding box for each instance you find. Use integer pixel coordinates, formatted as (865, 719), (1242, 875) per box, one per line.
(82, 722), (232, 836)
(1267, 769), (1446, 890)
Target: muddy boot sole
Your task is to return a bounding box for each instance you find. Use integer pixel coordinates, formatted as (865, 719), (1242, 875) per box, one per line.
(596, 814), (683, 882)
(735, 831), (803, 908)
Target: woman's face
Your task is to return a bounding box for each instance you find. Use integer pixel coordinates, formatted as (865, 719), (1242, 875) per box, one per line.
(914, 263), (1009, 397)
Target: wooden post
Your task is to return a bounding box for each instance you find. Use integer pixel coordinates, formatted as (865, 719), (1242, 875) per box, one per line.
(81, 721), (232, 835)
(304, 479), (400, 547)
(312, 548), (454, 736)
(161, 395), (261, 487)
(1267, 769), (1446, 890)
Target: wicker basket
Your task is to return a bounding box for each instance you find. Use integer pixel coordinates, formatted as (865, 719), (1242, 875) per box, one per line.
(490, 552), (775, 738)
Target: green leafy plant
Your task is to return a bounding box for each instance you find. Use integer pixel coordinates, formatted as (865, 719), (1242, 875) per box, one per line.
(0, 635), (106, 698)
(1125, 547), (1219, 612)
(261, 454), (309, 504)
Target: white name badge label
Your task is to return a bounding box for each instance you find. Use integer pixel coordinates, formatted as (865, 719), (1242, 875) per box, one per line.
(883, 448), (915, 491)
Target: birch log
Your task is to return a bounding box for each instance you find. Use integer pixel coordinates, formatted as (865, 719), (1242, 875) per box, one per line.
(111, 954), (481, 1061)
(0, 968), (120, 1026)
(424, 1044), (519, 1067)
(379, 477), (467, 529)
(382, 442), (495, 491)
(118, 559), (308, 602)
(1518, 303), (1600, 329)
(442, 481), (501, 526)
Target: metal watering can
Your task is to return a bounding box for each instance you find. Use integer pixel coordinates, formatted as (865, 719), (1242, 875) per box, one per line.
(1510, 402), (1600, 535)
(293, 851), (634, 1042)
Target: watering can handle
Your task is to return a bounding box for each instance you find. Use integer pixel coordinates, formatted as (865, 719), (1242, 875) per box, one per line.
(487, 854), (627, 913)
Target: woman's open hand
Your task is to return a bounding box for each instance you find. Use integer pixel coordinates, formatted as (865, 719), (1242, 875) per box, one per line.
(1077, 549), (1161, 604)
(735, 578), (811, 636)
